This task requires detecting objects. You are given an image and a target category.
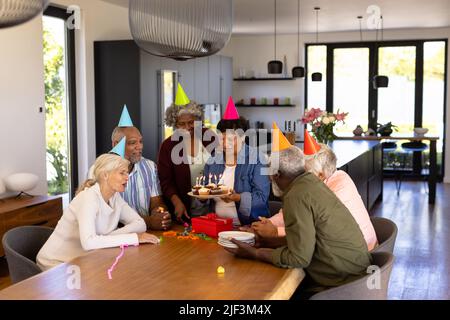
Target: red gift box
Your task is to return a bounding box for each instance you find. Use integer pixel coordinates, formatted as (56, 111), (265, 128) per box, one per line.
(191, 213), (233, 238)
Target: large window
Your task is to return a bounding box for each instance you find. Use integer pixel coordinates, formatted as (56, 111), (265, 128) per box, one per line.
(43, 6), (77, 204)
(333, 47), (369, 134)
(305, 40), (447, 179)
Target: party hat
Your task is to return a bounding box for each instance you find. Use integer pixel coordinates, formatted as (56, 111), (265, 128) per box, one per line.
(222, 96), (240, 120)
(271, 122), (292, 152)
(118, 105), (133, 127)
(304, 129), (321, 155)
(110, 136), (126, 158)
(175, 83), (190, 106)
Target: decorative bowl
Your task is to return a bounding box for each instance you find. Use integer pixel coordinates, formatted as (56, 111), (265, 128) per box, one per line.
(414, 127), (429, 136)
(4, 173), (39, 192)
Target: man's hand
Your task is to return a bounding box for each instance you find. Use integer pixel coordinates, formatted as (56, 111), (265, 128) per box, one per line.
(223, 238), (258, 260)
(147, 207), (172, 230)
(251, 217), (278, 238)
(173, 200), (189, 222)
(220, 191), (241, 203)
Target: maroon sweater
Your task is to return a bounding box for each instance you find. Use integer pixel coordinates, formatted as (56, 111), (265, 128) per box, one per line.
(157, 128), (217, 215)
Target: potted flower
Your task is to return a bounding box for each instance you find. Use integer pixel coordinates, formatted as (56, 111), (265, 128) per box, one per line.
(301, 108), (348, 144)
(376, 122), (398, 137)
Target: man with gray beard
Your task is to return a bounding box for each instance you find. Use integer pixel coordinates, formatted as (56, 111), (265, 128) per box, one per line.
(224, 145), (371, 298)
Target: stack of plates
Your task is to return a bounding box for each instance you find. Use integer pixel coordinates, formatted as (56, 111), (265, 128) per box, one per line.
(217, 231), (255, 248)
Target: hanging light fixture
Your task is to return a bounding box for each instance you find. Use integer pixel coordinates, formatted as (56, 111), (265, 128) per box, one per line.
(268, 0), (282, 74)
(311, 7), (322, 81)
(129, 0), (233, 61)
(0, 0), (49, 28)
(292, 0), (305, 78)
(358, 15), (363, 41)
(373, 15), (389, 88)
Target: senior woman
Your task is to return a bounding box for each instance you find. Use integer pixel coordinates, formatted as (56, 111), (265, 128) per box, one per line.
(37, 153), (159, 271)
(203, 115), (270, 226)
(252, 142), (378, 251)
(157, 98), (217, 222)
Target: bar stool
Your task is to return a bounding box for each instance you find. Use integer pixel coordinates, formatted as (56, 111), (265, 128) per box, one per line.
(381, 142), (401, 194)
(398, 141), (429, 195)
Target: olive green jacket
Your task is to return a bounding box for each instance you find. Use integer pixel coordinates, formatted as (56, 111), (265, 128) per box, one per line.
(272, 172), (372, 291)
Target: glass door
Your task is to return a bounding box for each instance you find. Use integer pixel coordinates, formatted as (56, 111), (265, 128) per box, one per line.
(333, 47), (370, 134)
(158, 70), (177, 141)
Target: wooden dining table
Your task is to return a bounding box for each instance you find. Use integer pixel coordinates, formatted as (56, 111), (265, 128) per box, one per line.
(0, 226), (304, 300)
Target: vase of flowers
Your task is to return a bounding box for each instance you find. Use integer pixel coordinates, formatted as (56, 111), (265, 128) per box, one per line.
(301, 108), (348, 144)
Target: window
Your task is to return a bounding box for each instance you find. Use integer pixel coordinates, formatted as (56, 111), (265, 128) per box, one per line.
(305, 40), (447, 179)
(43, 6), (78, 203)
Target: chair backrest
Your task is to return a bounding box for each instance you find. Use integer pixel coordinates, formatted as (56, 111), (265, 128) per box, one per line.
(309, 252), (395, 300)
(268, 201), (282, 216)
(2, 226), (54, 283)
(370, 217), (398, 254)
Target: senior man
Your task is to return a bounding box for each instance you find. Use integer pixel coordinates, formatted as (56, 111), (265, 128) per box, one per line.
(225, 126), (371, 297)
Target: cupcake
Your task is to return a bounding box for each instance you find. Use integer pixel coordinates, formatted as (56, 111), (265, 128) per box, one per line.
(192, 185), (202, 195)
(198, 187), (210, 196)
(206, 183), (216, 189)
(219, 185), (230, 194)
(210, 187), (223, 195)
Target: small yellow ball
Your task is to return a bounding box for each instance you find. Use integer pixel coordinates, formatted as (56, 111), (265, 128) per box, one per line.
(217, 266), (225, 274)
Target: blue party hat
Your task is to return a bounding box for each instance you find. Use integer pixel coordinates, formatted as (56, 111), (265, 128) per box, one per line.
(110, 136), (126, 158)
(118, 105), (133, 127)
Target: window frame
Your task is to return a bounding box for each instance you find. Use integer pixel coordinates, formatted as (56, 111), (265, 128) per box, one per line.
(305, 39), (448, 180)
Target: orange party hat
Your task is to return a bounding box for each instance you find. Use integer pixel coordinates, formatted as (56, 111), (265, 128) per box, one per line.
(304, 129), (321, 155)
(272, 122), (292, 152)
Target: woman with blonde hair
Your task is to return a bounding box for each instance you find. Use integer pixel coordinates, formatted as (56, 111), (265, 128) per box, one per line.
(37, 153), (159, 271)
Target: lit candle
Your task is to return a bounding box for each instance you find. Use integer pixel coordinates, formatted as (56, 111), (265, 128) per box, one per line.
(214, 174), (217, 184)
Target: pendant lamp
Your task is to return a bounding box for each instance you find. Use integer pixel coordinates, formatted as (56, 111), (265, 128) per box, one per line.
(268, 0), (283, 74)
(0, 0), (49, 28)
(311, 7), (322, 81)
(129, 0), (233, 61)
(373, 15), (389, 88)
(292, 0), (305, 78)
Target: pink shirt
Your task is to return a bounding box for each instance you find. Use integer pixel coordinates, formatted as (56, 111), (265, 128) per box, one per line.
(269, 170), (378, 251)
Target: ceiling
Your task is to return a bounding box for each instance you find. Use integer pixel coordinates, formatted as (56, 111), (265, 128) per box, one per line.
(101, 0), (450, 34)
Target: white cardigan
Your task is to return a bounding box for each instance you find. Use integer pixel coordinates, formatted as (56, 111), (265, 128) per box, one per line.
(37, 183), (146, 271)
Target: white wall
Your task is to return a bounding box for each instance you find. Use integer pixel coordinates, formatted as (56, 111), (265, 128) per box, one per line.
(0, 0), (132, 198)
(220, 27), (450, 182)
(0, 18), (47, 198)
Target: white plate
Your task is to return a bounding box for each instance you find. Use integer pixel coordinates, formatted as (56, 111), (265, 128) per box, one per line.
(187, 191), (227, 199)
(218, 239), (254, 245)
(218, 240), (255, 248)
(218, 231), (255, 241)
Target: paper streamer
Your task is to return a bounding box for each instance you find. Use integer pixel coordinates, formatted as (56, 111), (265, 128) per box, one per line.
(107, 245), (127, 280)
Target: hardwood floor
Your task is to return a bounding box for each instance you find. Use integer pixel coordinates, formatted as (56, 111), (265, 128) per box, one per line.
(372, 179), (450, 300)
(0, 180), (449, 299)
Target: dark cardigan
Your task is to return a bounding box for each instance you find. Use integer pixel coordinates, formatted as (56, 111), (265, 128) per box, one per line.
(157, 128), (217, 216)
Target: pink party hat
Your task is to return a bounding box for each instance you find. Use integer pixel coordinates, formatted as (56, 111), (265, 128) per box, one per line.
(222, 96), (240, 120)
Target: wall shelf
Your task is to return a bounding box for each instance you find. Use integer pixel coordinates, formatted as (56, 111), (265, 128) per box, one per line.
(236, 104), (295, 108)
(233, 77), (295, 81)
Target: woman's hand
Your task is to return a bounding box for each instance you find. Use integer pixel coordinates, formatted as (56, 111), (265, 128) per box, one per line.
(138, 232), (160, 244)
(220, 191), (241, 203)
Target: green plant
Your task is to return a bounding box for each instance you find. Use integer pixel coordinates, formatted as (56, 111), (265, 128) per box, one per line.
(376, 122), (398, 136)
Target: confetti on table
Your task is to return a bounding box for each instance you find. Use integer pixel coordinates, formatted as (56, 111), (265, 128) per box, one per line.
(217, 266), (225, 274)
